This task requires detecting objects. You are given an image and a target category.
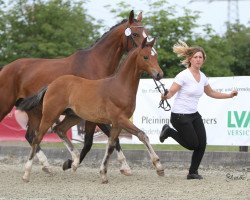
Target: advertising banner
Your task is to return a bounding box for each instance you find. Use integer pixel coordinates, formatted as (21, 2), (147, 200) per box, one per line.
(132, 76), (250, 145)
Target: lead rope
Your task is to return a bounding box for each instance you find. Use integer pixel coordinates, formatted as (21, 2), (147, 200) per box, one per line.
(153, 79), (171, 111)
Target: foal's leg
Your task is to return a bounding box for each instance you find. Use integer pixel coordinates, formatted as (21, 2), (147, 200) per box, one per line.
(119, 118), (164, 176)
(25, 125), (52, 174)
(23, 122), (53, 182)
(63, 121), (131, 175)
(100, 127), (122, 184)
(23, 101), (66, 182)
(97, 123), (132, 176)
(52, 115), (82, 171)
(26, 109), (52, 174)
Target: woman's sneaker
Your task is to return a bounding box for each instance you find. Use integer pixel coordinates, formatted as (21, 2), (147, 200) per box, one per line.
(159, 124), (170, 143)
(187, 171), (203, 180)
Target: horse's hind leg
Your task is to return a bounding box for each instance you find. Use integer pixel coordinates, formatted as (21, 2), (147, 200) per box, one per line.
(53, 114), (82, 171)
(97, 123), (132, 176)
(62, 120), (96, 171)
(23, 103), (65, 182)
(0, 74), (21, 121)
(25, 126), (52, 174)
(0, 93), (16, 122)
(26, 109), (52, 174)
(23, 116), (56, 182)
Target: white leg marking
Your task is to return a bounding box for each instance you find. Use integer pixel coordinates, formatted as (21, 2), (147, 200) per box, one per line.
(36, 150), (52, 174)
(23, 159), (33, 182)
(63, 141), (80, 171)
(100, 149), (109, 184)
(116, 150), (132, 176)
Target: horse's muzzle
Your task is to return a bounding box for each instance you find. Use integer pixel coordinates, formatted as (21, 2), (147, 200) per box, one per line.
(152, 70), (163, 81)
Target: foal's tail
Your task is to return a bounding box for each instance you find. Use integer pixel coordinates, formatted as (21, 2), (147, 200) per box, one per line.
(17, 86), (48, 111)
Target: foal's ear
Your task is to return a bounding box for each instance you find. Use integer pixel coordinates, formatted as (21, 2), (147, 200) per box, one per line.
(141, 37), (147, 49)
(129, 10), (135, 24)
(137, 11), (142, 22)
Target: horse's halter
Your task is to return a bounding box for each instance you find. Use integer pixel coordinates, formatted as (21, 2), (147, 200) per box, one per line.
(124, 25), (145, 52)
(153, 79), (171, 111)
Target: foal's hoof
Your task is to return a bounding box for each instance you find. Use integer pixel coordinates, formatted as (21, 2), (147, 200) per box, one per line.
(157, 169), (165, 177)
(62, 159), (73, 171)
(120, 169), (132, 176)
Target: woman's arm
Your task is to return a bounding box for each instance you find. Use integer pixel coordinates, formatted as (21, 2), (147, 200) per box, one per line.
(161, 82), (181, 100)
(204, 84), (238, 99)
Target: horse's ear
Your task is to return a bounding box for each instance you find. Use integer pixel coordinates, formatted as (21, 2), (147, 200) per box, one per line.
(148, 38), (156, 47)
(129, 10), (135, 24)
(141, 37), (147, 49)
(137, 11), (142, 22)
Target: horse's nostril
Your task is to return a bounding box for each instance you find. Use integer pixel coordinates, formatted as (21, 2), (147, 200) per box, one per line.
(156, 73), (161, 80)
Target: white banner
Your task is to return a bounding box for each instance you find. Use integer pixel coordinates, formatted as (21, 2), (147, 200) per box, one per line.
(132, 76), (250, 146)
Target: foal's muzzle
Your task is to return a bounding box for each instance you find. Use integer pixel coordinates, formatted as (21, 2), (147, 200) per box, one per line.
(152, 70), (163, 81)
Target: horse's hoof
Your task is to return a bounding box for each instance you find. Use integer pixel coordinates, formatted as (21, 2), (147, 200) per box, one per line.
(157, 169), (165, 177)
(101, 179), (109, 184)
(72, 164), (78, 172)
(62, 159), (72, 171)
(120, 169), (132, 176)
(42, 166), (53, 174)
(22, 177), (30, 183)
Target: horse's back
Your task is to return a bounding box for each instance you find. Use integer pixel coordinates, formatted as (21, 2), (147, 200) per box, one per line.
(46, 75), (106, 114)
(1, 56), (75, 97)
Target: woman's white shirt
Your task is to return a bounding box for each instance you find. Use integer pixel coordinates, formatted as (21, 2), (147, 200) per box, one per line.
(171, 68), (208, 114)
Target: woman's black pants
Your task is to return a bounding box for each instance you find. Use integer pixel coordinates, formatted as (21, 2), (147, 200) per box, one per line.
(168, 112), (207, 174)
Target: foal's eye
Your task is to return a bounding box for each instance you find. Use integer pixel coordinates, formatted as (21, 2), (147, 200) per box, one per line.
(144, 56), (149, 60)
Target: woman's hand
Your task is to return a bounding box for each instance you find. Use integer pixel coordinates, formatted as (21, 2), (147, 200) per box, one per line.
(230, 90), (238, 98)
(161, 94), (166, 100)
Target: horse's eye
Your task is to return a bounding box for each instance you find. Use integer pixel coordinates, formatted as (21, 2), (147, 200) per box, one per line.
(132, 33), (139, 37)
(144, 56), (149, 60)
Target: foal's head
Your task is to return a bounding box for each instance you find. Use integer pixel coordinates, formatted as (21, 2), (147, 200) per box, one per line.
(136, 37), (163, 81)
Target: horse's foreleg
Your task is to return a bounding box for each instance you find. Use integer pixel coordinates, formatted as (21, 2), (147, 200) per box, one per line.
(56, 129), (80, 172)
(100, 127), (121, 184)
(97, 123), (132, 176)
(62, 120), (96, 171)
(78, 121), (95, 163)
(119, 118), (164, 177)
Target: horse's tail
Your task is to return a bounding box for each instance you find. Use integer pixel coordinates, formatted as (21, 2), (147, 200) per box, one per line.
(17, 86), (48, 111)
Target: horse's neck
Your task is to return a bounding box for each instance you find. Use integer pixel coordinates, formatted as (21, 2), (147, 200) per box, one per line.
(88, 28), (125, 76)
(115, 53), (141, 94)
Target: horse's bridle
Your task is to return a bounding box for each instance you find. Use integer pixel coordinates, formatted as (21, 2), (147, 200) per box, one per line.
(153, 79), (171, 111)
(125, 25), (144, 52)
(124, 27), (171, 111)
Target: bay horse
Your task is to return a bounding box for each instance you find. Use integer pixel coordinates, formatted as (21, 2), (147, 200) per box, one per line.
(19, 37), (164, 183)
(0, 11), (148, 175)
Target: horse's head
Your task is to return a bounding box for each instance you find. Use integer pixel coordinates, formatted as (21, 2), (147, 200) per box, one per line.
(121, 10), (149, 52)
(136, 37), (163, 81)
